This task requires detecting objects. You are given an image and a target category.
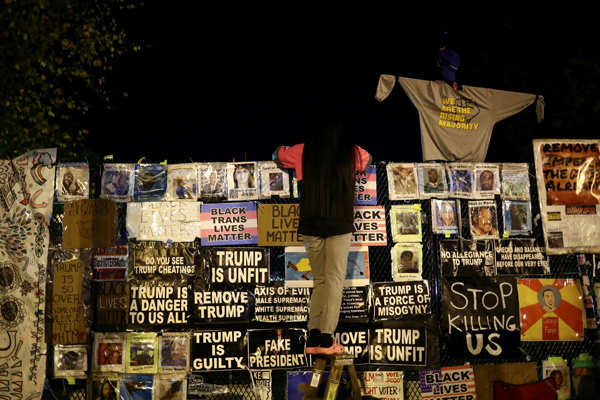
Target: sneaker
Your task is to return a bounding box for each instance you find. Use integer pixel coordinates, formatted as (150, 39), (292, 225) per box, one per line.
(305, 338), (345, 355)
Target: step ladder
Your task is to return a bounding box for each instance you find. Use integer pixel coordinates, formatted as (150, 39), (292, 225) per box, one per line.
(303, 353), (362, 400)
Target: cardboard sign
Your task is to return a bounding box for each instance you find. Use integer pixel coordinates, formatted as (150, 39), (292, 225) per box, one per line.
(533, 139), (600, 254)
(372, 281), (431, 321)
(442, 277), (520, 357)
(128, 283), (190, 327)
(200, 202), (258, 246)
(284, 246), (369, 287)
(351, 206), (387, 246)
(52, 257), (87, 344)
(333, 327), (369, 364)
(355, 165), (377, 205)
(361, 371), (404, 399)
(440, 240), (496, 277)
(191, 329), (247, 371)
(193, 289), (250, 323)
(126, 202), (202, 242)
(95, 281), (129, 331)
(253, 284), (310, 323)
(248, 329), (308, 369)
(518, 278), (584, 341)
(201, 247), (270, 285)
(257, 204), (302, 246)
(62, 199), (117, 249)
(369, 326), (427, 366)
(420, 365), (477, 400)
(495, 239), (549, 275)
(339, 286), (370, 322)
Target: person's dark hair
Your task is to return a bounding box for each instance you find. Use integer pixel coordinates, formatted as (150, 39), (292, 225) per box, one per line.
(302, 111), (356, 218)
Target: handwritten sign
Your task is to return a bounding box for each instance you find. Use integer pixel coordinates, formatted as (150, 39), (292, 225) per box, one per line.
(257, 204), (302, 246)
(200, 202), (257, 246)
(62, 199), (116, 249)
(127, 202), (202, 242)
(52, 258), (87, 344)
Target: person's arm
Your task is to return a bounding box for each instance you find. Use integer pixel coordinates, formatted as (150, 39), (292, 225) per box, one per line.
(354, 145), (372, 173)
(273, 143), (303, 170)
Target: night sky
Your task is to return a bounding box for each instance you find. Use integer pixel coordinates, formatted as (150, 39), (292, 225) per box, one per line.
(87, 14), (600, 164)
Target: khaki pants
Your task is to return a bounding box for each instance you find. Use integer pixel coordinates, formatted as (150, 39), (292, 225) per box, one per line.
(303, 233), (352, 335)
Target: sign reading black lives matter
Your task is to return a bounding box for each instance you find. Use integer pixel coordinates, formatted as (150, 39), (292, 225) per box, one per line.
(95, 281), (129, 331)
(372, 281), (431, 321)
(128, 241), (196, 281)
(128, 283), (190, 326)
(442, 277), (520, 357)
(248, 329), (308, 369)
(339, 286), (369, 322)
(253, 284), (310, 323)
(495, 239), (549, 275)
(334, 327), (369, 364)
(191, 329), (247, 371)
(369, 326), (427, 366)
(193, 289), (250, 323)
(440, 240), (496, 277)
(202, 247), (270, 285)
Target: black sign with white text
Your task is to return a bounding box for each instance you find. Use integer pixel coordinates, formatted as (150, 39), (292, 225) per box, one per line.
(440, 240), (496, 277)
(372, 281), (431, 321)
(248, 329), (308, 369)
(339, 286), (370, 322)
(191, 329), (247, 371)
(495, 239), (549, 274)
(369, 326), (427, 366)
(128, 283), (190, 327)
(199, 247), (270, 285)
(193, 289), (250, 323)
(253, 284), (310, 323)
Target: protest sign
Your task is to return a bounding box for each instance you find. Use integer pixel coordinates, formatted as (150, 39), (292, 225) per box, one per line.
(518, 278), (584, 341)
(284, 246), (369, 287)
(333, 327), (369, 364)
(495, 239), (549, 275)
(248, 329), (308, 369)
(101, 163), (134, 202)
(128, 241), (196, 281)
(369, 326), (427, 366)
(191, 329), (247, 371)
(95, 281), (129, 331)
(372, 281), (431, 321)
(339, 286), (370, 322)
(419, 365), (476, 400)
(120, 374), (154, 400)
(533, 139), (600, 254)
(200, 202), (258, 246)
(432, 199), (458, 234)
(193, 289), (250, 323)
(127, 202), (202, 242)
(440, 240), (496, 277)
(287, 371), (353, 400)
(442, 277), (520, 357)
(351, 206), (387, 246)
(62, 199), (116, 249)
(355, 165), (377, 205)
(253, 284), (310, 323)
(257, 204), (302, 246)
(200, 247), (269, 285)
(92, 245), (128, 281)
(128, 283), (190, 327)
(361, 371), (404, 399)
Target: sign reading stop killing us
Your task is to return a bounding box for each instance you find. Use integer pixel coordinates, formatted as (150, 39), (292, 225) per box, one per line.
(257, 204), (303, 246)
(442, 277), (520, 357)
(200, 202), (258, 246)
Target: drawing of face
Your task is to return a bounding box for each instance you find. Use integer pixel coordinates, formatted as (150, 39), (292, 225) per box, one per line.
(479, 170), (494, 190)
(543, 289), (556, 310)
(475, 207), (494, 234)
(440, 203), (455, 226)
(427, 169), (439, 184)
(235, 166), (250, 189)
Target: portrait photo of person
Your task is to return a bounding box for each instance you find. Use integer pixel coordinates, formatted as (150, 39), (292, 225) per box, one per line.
(61, 170), (85, 196)
(160, 338), (187, 368)
(57, 349), (85, 371)
(392, 166), (416, 194)
(477, 169), (495, 191)
(398, 250), (418, 274)
(269, 172), (284, 191)
(433, 200), (458, 233)
(424, 168), (445, 193)
(233, 163), (255, 189)
(396, 212), (418, 235)
(509, 202), (530, 231)
(539, 286), (561, 313)
(452, 169), (473, 194)
(129, 342), (155, 366)
(102, 170), (131, 197)
(98, 343), (123, 365)
(202, 171), (223, 195)
(392, 244), (422, 280)
(93, 379), (118, 400)
(470, 205), (499, 237)
(158, 379), (185, 400)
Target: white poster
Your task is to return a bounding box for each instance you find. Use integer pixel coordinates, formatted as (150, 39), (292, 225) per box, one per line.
(127, 202), (202, 242)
